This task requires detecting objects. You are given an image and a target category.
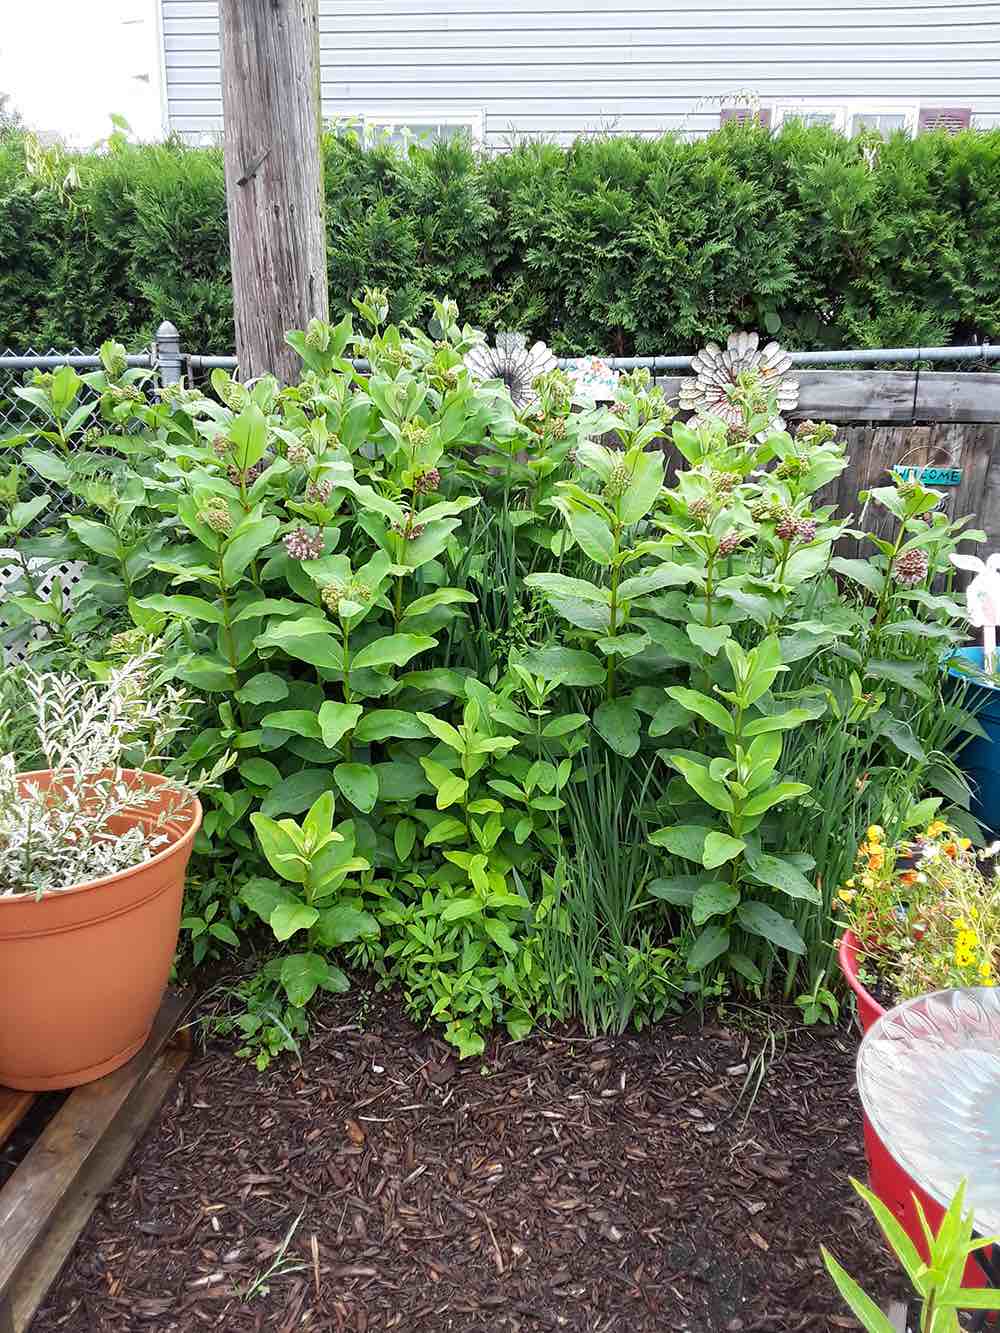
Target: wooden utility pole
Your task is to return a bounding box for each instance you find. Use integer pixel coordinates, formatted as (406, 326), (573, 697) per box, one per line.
(219, 0), (329, 382)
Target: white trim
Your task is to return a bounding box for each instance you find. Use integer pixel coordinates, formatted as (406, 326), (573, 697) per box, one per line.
(771, 101), (920, 136)
(347, 107), (486, 147)
(152, 0), (170, 139)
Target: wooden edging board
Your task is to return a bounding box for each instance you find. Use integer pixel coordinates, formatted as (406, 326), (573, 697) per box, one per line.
(0, 990), (194, 1333)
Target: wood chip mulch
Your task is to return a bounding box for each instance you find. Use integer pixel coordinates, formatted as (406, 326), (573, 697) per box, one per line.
(30, 992), (902, 1332)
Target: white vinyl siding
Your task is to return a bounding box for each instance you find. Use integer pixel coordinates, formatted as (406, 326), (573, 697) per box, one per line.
(160, 0), (1000, 147)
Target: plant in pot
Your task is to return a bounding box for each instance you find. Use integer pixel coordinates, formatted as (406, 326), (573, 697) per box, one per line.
(0, 651), (221, 1090)
(836, 819), (999, 1286)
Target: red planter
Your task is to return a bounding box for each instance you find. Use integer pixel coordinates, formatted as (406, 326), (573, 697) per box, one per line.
(838, 931), (986, 1288)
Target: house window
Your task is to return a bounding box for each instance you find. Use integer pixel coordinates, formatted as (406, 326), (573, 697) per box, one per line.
(772, 103), (920, 136)
(334, 109), (485, 149)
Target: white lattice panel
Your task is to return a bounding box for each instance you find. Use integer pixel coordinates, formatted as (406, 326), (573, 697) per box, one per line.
(0, 550), (86, 664)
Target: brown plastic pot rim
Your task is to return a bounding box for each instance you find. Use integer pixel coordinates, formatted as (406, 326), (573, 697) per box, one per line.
(0, 768), (202, 905)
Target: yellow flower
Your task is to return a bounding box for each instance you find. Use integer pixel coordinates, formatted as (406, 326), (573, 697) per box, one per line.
(838, 889), (856, 903)
(861, 874), (875, 890)
(845, 878), (856, 888)
(956, 948), (975, 967)
(926, 820), (947, 837)
(953, 917), (968, 931)
(959, 837), (972, 850)
(867, 824), (885, 844)
(979, 962), (992, 979)
(985, 979), (996, 988)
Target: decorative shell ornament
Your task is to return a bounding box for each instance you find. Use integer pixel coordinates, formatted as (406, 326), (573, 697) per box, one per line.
(566, 356), (620, 403)
(950, 552), (1000, 674)
(464, 332), (557, 410)
(679, 331), (799, 440)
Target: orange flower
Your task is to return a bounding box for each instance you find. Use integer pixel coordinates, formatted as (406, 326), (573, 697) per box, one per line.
(943, 841), (959, 860)
(867, 848), (885, 871)
(898, 869), (918, 887)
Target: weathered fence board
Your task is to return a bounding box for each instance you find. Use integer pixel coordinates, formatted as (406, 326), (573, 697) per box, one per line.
(658, 371), (1000, 424)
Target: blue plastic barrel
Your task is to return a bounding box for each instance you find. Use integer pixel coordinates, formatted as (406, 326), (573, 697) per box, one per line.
(946, 646), (1000, 831)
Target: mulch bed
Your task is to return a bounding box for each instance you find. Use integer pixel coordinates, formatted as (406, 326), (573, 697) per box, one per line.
(29, 991), (902, 1332)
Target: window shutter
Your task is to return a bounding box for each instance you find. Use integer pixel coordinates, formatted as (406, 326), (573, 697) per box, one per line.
(918, 107), (972, 134)
(720, 107), (771, 127)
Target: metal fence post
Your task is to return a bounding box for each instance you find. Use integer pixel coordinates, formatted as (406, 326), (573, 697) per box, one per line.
(154, 320), (183, 386)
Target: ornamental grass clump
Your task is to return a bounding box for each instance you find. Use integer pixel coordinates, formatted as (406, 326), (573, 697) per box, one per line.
(0, 652), (212, 898)
(835, 821), (1000, 1001)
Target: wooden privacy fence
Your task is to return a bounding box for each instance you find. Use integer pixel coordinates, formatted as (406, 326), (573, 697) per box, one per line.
(659, 370), (1000, 549)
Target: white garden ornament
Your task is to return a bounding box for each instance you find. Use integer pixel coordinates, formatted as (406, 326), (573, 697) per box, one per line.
(950, 552), (1000, 674)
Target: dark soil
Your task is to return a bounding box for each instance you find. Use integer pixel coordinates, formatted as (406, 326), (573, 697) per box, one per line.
(30, 992), (902, 1332)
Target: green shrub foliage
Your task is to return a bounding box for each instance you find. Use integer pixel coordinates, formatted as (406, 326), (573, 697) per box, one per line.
(3, 298), (986, 1063)
(2, 122), (1000, 353)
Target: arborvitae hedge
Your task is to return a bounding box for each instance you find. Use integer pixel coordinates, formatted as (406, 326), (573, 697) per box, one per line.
(2, 122), (1000, 355)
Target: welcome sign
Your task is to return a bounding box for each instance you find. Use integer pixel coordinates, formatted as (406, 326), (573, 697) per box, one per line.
(892, 465), (963, 487)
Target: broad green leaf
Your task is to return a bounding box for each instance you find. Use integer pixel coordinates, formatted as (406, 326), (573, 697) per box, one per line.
(667, 686), (734, 733)
(441, 896), (483, 922)
(668, 754), (734, 812)
(593, 700), (641, 757)
(830, 556), (885, 597)
(741, 782), (811, 817)
(334, 762), (379, 812)
(318, 701), (363, 749)
(222, 516), (279, 584)
(692, 882), (740, 925)
(647, 875), (700, 905)
(728, 952), (763, 984)
(270, 901), (319, 941)
(279, 952), (330, 1007)
(250, 813), (307, 881)
(402, 587), (477, 618)
(875, 716), (927, 762)
(595, 632), (650, 658)
(423, 815), (466, 846)
(567, 508), (614, 564)
(541, 712), (589, 738)
(618, 450), (665, 524)
(67, 516), (118, 558)
(484, 917), (518, 954)
(514, 646), (604, 686)
(235, 597), (312, 622)
(229, 402), (269, 470)
(702, 831), (745, 869)
(354, 709), (430, 742)
(261, 709), (323, 740)
(238, 758), (282, 787)
(617, 564), (691, 599)
(737, 901), (805, 955)
(394, 818), (417, 861)
(260, 769), (333, 817)
(865, 659), (932, 700)
(687, 924), (730, 972)
(136, 593), (225, 624)
(686, 623), (731, 656)
(524, 572), (610, 604)
(649, 698), (691, 738)
(648, 824), (707, 861)
(743, 708), (815, 736)
(239, 875), (296, 921)
(313, 904), (378, 947)
(236, 672), (290, 705)
(376, 759), (434, 801)
(546, 595), (611, 633)
(416, 711), (464, 751)
(351, 633), (436, 670)
(745, 853), (820, 903)
(22, 448), (70, 483)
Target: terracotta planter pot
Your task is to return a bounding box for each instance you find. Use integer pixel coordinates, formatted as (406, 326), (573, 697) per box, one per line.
(0, 769), (201, 1091)
(838, 931), (987, 1289)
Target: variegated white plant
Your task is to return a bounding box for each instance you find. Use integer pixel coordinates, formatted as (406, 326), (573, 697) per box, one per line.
(0, 652), (225, 898)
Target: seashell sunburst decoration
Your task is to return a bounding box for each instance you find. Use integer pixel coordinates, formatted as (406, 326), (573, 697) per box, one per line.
(679, 331), (799, 441)
(464, 332), (557, 410)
